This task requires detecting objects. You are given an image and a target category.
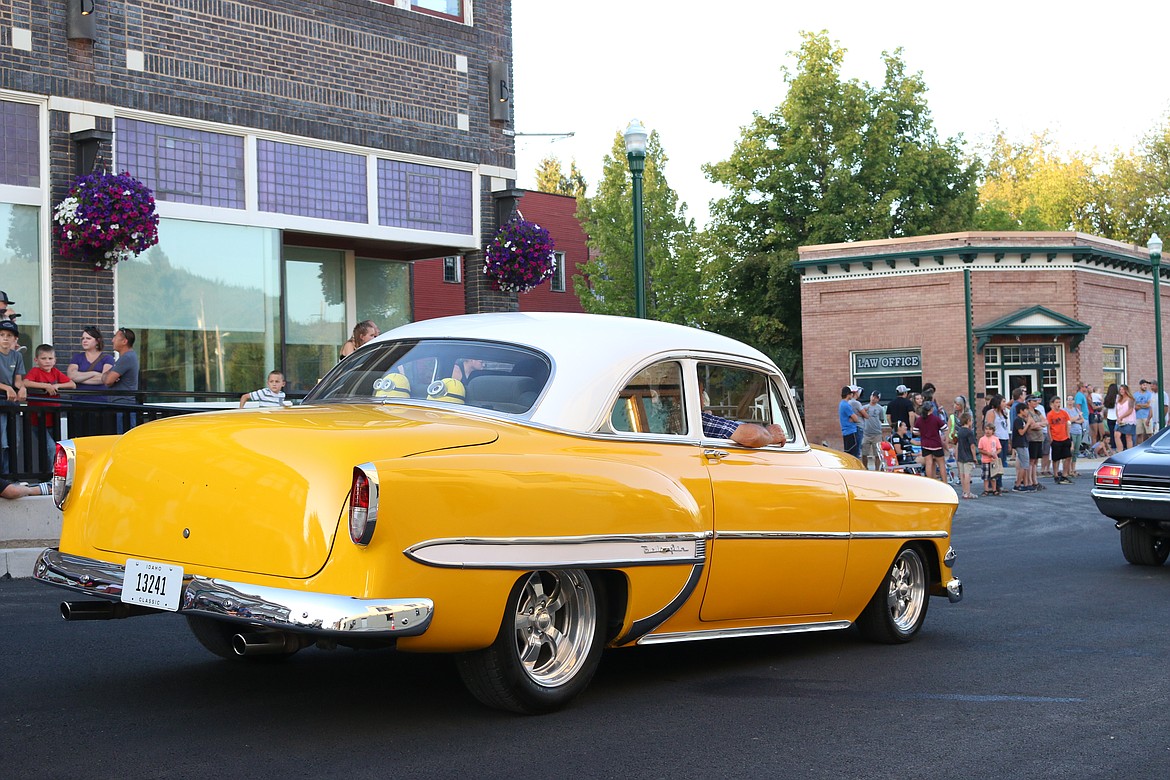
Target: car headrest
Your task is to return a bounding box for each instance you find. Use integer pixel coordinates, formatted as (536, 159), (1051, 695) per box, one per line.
(466, 375), (541, 409)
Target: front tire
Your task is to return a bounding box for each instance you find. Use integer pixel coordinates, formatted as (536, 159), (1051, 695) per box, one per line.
(1120, 522), (1170, 566)
(857, 546), (930, 643)
(456, 569), (605, 714)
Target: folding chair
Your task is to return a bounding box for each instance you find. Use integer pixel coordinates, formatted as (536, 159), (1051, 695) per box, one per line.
(880, 441), (923, 475)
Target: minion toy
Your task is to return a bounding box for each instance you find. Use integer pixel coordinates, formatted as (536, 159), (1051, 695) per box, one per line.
(373, 372), (411, 399)
(427, 378), (465, 404)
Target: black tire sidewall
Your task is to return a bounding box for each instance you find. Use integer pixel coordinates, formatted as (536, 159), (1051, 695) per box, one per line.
(1120, 523), (1170, 566)
(857, 545), (930, 644)
(491, 570), (607, 714)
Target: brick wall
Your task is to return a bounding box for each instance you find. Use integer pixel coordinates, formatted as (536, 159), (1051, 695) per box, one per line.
(49, 112), (116, 348)
(800, 266), (1143, 447)
(517, 191), (587, 314)
(3, 0), (516, 344)
(412, 257), (466, 321)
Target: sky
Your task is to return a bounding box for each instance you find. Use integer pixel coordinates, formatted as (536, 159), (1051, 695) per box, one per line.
(511, 0), (1170, 228)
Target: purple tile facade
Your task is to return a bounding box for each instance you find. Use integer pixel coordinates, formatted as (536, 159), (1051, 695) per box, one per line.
(378, 160), (473, 234)
(258, 140), (367, 223)
(116, 118), (245, 208)
(0, 101), (39, 188)
(2, 0), (517, 357)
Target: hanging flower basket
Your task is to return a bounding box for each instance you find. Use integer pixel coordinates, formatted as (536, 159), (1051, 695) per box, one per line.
(53, 171), (160, 271)
(483, 215), (556, 293)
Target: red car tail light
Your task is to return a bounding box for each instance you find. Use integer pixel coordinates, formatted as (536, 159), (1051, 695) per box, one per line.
(1094, 464), (1123, 488)
(52, 440), (76, 509)
(349, 463), (379, 546)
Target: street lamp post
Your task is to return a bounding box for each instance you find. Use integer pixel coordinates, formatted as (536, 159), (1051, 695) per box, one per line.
(623, 119), (648, 319)
(1150, 233), (1164, 428)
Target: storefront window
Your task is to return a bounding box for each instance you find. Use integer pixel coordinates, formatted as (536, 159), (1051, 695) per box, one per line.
(355, 257), (410, 335)
(118, 218), (281, 396)
(283, 247), (346, 392)
(0, 203), (42, 352)
(1103, 346), (1126, 391)
(850, 349), (922, 403)
(984, 370), (1000, 398)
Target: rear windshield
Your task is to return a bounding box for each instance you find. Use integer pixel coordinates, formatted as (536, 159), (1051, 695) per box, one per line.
(304, 339), (551, 415)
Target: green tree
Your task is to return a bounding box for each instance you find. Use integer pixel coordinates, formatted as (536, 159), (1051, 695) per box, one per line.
(974, 130), (1099, 231)
(533, 156), (587, 198)
(1087, 116), (1170, 243)
(704, 31), (978, 372)
(573, 131), (709, 325)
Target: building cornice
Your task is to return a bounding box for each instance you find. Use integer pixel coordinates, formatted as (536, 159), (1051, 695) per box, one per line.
(795, 244), (1159, 282)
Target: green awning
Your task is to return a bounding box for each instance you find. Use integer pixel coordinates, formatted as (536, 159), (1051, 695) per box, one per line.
(974, 306), (1090, 352)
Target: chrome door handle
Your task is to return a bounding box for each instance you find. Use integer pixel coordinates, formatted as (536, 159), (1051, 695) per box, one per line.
(703, 448), (729, 460)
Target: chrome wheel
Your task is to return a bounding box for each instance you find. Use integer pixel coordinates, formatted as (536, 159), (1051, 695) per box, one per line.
(857, 545), (931, 643)
(886, 548), (926, 633)
(456, 568), (606, 714)
(512, 570), (597, 687)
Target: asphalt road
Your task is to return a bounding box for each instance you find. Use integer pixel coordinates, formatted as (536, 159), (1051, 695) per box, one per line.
(2, 475), (1168, 779)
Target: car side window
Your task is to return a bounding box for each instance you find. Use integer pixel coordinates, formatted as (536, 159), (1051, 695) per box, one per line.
(610, 361), (686, 435)
(698, 363), (795, 442)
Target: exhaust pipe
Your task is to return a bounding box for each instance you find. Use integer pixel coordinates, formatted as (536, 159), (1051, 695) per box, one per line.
(60, 600), (160, 621)
(231, 631), (305, 656)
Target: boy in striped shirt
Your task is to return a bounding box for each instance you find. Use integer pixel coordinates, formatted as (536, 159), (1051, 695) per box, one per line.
(239, 370), (286, 408)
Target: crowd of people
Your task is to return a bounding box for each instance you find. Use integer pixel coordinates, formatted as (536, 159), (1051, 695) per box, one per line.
(839, 378), (1169, 498)
(0, 319), (141, 476)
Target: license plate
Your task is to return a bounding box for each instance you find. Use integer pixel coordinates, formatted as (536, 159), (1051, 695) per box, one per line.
(121, 558), (183, 612)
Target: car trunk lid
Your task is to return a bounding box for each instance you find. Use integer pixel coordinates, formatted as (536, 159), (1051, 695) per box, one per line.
(87, 405), (498, 578)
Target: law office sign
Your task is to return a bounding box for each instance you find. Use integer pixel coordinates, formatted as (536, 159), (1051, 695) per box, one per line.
(852, 350), (922, 375)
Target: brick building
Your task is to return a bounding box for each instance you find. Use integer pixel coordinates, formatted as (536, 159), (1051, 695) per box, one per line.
(797, 232), (1162, 447)
(1, 0), (521, 394)
(413, 190), (589, 320)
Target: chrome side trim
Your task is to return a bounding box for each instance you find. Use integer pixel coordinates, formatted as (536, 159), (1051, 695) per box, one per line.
(850, 530), (950, 540)
(717, 531), (850, 540)
(33, 549), (433, 637)
(404, 532), (711, 569)
(638, 619), (852, 645)
(715, 530), (949, 541)
(615, 562), (705, 646)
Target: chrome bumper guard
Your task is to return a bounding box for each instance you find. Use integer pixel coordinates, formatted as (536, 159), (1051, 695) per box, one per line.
(945, 577), (963, 603)
(34, 549), (433, 637)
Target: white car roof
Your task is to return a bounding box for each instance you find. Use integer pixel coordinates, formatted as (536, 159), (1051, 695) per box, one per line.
(375, 312), (780, 431)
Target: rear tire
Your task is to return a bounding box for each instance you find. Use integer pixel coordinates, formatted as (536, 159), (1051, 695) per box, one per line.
(857, 546), (930, 644)
(456, 569), (605, 714)
(1120, 522), (1170, 566)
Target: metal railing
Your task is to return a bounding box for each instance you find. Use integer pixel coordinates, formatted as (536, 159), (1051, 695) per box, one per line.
(2, 390), (305, 481)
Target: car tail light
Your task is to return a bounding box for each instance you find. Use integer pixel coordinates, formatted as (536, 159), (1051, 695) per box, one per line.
(1094, 464), (1123, 488)
(349, 463), (379, 546)
(52, 440), (76, 510)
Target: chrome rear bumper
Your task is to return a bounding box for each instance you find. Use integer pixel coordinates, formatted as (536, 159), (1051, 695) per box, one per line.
(34, 548), (433, 637)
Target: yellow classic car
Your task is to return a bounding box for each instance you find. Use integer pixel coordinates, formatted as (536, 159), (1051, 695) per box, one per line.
(35, 312), (961, 713)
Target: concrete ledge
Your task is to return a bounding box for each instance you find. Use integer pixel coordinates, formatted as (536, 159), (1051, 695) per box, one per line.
(0, 495), (61, 543)
(1, 495), (62, 578)
(1, 546), (48, 579)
